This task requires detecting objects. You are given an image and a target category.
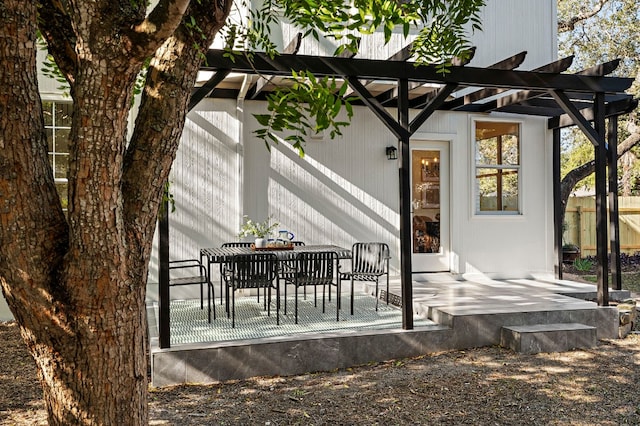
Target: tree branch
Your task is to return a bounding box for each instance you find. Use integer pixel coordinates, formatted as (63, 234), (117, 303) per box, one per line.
(560, 129), (640, 218)
(124, 0), (192, 61)
(122, 0), (231, 257)
(37, 0), (78, 84)
(558, 0), (610, 33)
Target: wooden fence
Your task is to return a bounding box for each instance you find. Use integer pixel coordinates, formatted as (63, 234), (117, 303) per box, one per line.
(564, 196), (640, 257)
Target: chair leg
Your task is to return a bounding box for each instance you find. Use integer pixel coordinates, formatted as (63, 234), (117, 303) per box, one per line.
(375, 279), (380, 311)
(336, 279), (341, 322)
(295, 284), (299, 325)
(200, 282), (204, 310)
(266, 286), (271, 317)
(350, 278), (355, 315)
(386, 272), (390, 305)
(232, 289), (236, 328)
(207, 282), (212, 323)
(211, 282), (216, 321)
(322, 284), (326, 313)
(276, 280), (280, 325)
(284, 280), (288, 315)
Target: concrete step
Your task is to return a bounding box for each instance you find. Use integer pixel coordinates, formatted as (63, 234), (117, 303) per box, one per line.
(501, 323), (597, 354)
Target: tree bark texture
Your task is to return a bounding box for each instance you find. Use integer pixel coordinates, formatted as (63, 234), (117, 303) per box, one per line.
(0, 0), (230, 424)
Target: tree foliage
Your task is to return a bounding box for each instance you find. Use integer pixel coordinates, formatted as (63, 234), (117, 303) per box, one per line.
(558, 0), (640, 196)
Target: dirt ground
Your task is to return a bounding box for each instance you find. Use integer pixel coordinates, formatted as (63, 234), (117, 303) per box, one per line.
(2, 263), (639, 425)
(2, 324), (640, 425)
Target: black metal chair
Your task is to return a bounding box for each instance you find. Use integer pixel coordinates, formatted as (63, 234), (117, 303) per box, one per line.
(291, 241), (305, 246)
(283, 251), (340, 324)
(169, 259), (215, 322)
(223, 253), (279, 328)
(339, 242), (390, 313)
(218, 242), (253, 305)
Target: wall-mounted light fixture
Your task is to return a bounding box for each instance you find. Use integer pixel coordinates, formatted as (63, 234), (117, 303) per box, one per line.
(385, 146), (398, 160)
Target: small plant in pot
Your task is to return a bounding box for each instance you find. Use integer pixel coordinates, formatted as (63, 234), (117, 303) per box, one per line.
(238, 215), (279, 248)
(562, 243), (581, 263)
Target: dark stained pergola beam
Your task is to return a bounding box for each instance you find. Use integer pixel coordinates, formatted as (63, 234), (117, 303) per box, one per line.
(336, 70), (408, 139)
(549, 89), (602, 146)
(492, 104), (565, 116)
(379, 46), (475, 106)
(203, 50), (634, 93)
(465, 59), (624, 114)
(409, 84), (458, 134)
(442, 55), (574, 110)
(250, 33), (302, 99)
(576, 58), (620, 76)
(345, 42), (414, 98)
(548, 96), (638, 129)
(188, 69), (232, 111)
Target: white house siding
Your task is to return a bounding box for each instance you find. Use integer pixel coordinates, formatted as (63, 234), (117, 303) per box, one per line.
(278, 0), (557, 70)
(147, 99), (241, 294)
(162, 101), (552, 279)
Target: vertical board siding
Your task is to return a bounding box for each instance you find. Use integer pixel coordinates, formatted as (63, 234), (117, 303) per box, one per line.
(244, 102), (400, 269)
(156, 99), (239, 277)
(279, 0), (555, 69)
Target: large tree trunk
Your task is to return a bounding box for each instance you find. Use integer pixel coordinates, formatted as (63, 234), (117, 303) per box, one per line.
(0, 0), (230, 424)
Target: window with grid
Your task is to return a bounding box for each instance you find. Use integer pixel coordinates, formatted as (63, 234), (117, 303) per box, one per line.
(474, 121), (520, 214)
(43, 101), (71, 213)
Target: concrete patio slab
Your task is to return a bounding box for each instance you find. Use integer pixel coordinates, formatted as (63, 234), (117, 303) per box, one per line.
(149, 274), (625, 386)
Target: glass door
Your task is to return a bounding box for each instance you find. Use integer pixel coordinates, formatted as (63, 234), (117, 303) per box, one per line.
(411, 141), (449, 271)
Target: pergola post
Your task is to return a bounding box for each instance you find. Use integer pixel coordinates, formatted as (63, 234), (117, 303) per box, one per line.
(159, 198), (171, 348)
(594, 92), (609, 306)
(552, 128), (563, 279)
(398, 78), (413, 329)
(608, 117), (622, 290)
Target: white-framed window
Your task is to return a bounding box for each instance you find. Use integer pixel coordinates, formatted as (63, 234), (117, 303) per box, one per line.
(43, 101), (71, 212)
(474, 120), (520, 214)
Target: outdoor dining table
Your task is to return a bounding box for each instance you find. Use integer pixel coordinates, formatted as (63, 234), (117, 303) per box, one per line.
(200, 244), (352, 304)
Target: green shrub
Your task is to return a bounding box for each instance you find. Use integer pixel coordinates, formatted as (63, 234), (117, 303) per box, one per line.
(573, 258), (593, 272)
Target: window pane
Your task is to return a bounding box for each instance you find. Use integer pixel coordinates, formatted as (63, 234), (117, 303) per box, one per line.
(475, 137), (497, 166)
(55, 182), (68, 211)
(55, 129), (70, 152)
(502, 171), (519, 211)
(54, 154), (68, 179)
(43, 101), (54, 126)
(46, 128), (54, 152)
(475, 121), (520, 166)
(476, 168), (519, 212)
(501, 134), (519, 165)
(477, 168), (498, 211)
(55, 103), (73, 127)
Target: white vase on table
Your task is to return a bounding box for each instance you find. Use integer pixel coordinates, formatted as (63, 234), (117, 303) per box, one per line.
(254, 238), (267, 248)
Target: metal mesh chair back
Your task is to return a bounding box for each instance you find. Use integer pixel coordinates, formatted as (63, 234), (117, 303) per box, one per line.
(294, 251), (337, 286)
(351, 242), (390, 276)
(221, 242), (253, 248)
(230, 253), (278, 289)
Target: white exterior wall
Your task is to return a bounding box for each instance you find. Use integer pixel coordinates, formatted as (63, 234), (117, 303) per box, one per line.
(157, 0), (559, 282)
(279, 0), (557, 70)
(162, 100), (554, 280)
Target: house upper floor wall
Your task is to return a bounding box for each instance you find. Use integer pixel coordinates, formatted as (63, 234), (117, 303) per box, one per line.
(275, 0), (557, 70)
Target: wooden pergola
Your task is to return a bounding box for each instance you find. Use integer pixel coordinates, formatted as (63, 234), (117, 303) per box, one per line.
(157, 42), (636, 348)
